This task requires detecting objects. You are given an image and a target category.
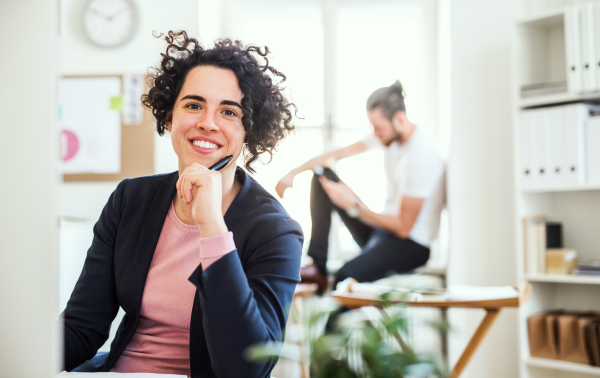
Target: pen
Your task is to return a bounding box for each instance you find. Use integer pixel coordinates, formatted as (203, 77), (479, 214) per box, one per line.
(209, 155), (233, 171)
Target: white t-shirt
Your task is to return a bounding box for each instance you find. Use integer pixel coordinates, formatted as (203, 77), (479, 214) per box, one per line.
(362, 128), (445, 247)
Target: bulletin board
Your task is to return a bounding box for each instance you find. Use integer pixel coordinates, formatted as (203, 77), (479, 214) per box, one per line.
(62, 75), (155, 182)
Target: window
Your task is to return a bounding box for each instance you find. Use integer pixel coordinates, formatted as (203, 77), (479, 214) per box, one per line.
(222, 0), (445, 261)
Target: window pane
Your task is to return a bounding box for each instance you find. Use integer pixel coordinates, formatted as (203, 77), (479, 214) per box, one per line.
(224, 3), (324, 127)
(249, 127), (324, 250)
(332, 3), (427, 254)
(334, 3), (426, 129)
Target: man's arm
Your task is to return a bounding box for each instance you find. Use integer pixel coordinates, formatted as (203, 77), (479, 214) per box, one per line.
(275, 140), (368, 198)
(356, 196), (423, 239)
(318, 177), (424, 239)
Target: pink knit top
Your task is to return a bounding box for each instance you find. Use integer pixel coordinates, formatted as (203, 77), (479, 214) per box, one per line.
(111, 202), (235, 375)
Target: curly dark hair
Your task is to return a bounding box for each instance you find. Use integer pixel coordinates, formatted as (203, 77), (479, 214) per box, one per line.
(142, 30), (297, 173)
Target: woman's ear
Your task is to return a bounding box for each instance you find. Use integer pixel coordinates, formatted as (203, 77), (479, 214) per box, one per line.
(165, 111), (173, 132)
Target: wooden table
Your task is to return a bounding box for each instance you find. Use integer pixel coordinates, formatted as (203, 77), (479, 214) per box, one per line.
(332, 281), (532, 378)
(294, 283), (318, 298)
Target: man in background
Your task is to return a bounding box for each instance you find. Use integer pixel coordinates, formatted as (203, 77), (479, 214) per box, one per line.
(276, 80), (445, 294)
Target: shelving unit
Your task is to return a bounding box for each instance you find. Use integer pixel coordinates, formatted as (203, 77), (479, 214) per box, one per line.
(520, 91), (600, 108)
(514, 4), (600, 378)
(525, 357), (600, 376)
(520, 183), (600, 193)
(524, 273), (600, 285)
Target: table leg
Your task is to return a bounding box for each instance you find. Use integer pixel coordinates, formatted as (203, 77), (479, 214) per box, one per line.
(293, 296), (310, 378)
(450, 308), (501, 378)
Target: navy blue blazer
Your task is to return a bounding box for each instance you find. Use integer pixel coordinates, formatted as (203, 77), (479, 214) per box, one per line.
(62, 168), (303, 378)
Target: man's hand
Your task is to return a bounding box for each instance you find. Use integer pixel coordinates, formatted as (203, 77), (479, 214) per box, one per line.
(319, 176), (358, 211)
(275, 171), (295, 198)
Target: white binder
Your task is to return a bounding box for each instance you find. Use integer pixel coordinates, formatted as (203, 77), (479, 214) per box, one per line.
(520, 111), (534, 189)
(587, 115), (600, 184)
(594, 2), (600, 89)
(548, 106), (567, 186)
(534, 108), (551, 187)
(563, 103), (588, 185)
(580, 3), (596, 92)
(565, 6), (583, 93)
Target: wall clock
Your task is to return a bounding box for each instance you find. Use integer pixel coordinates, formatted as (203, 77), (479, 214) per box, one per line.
(82, 0), (139, 48)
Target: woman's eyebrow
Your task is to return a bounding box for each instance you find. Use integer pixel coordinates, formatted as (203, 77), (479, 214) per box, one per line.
(180, 94), (206, 102)
(220, 100), (242, 109)
(180, 95), (241, 110)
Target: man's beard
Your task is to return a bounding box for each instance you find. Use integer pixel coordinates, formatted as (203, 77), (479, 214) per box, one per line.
(382, 130), (402, 147)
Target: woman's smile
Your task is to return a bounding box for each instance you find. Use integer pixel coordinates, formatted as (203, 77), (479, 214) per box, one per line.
(189, 136), (223, 155)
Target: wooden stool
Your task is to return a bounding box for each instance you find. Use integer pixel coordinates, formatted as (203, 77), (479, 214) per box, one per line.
(292, 283), (318, 378)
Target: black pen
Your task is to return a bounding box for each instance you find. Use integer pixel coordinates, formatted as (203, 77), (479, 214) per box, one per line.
(209, 155), (233, 171)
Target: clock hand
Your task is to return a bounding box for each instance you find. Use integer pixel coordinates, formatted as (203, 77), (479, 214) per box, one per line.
(107, 7), (128, 22)
(90, 9), (111, 20)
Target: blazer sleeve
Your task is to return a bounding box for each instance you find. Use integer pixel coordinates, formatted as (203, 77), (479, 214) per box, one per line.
(188, 211), (303, 378)
(61, 179), (127, 371)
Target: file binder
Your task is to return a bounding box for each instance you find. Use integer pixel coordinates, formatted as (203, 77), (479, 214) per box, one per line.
(548, 106), (566, 185)
(520, 111), (534, 188)
(586, 115), (600, 184)
(538, 108), (552, 186)
(565, 6), (583, 93)
(594, 2), (600, 90)
(581, 3), (596, 92)
(563, 103), (588, 185)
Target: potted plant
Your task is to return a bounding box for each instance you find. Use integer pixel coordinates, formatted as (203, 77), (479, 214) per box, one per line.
(247, 280), (449, 378)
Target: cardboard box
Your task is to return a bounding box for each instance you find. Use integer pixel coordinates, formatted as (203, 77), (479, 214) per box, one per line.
(546, 248), (578, 274)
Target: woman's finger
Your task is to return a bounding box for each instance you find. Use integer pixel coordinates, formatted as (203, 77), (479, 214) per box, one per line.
(181, 173), (191, 204)
(184, 174), (194, 204)
(178, 164), (210, 204)
(176, 175), (182, 197)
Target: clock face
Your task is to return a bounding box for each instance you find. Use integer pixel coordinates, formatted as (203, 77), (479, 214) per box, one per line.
(83, 0), (139, 48)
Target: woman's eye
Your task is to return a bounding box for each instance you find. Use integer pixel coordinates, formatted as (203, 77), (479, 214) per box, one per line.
(186, 103), (201, 110)
(223, 109), (237, 117)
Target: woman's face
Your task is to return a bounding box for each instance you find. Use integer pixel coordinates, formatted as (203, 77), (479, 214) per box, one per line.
(166, 65), (245, 173)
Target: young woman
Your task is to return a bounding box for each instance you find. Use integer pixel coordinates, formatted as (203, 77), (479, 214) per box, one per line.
(62, 31), (303, 378)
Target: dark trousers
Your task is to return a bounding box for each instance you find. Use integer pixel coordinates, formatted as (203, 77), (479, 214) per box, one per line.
(307, 168), (430, 289)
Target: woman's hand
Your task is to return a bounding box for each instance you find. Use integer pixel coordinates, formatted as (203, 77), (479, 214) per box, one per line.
(319, 176), (358, 211)
(176, 163), (228, 238)
(275, 171), (296, 198)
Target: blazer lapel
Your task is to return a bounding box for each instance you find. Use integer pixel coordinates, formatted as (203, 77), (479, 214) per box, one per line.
(120, 172), (179, 315)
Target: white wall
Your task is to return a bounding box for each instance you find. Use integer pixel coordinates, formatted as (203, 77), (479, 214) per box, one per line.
(0, 1), (59, 376)
(447, 0), (524, 377)
(527, 0), (594, 14)
(58, 0), (199, 220)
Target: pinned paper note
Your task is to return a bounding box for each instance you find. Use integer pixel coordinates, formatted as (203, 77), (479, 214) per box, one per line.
(122, 75), (144, 125)
(61, 129), (79, 161)
(58, 77), (121, 174)
(110, 95), (123, 110)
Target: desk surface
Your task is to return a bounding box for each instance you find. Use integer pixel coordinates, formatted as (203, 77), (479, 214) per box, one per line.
(331, 281), (531, 309)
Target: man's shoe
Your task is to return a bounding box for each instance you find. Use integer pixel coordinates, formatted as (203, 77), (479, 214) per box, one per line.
(300, 263), (328, 295)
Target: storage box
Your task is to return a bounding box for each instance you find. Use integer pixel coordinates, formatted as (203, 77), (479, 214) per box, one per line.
(546, 248), (578, 274)
(557, 314), (600, 364)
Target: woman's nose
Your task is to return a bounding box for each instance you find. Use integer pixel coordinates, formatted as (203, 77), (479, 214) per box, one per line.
(197, 111), (219, 132)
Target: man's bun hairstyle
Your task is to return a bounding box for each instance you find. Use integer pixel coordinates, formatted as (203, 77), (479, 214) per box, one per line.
(366, 80), (407, 120)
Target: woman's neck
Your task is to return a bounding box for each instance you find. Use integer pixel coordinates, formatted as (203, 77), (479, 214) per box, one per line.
(173, 166), (241, 226)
